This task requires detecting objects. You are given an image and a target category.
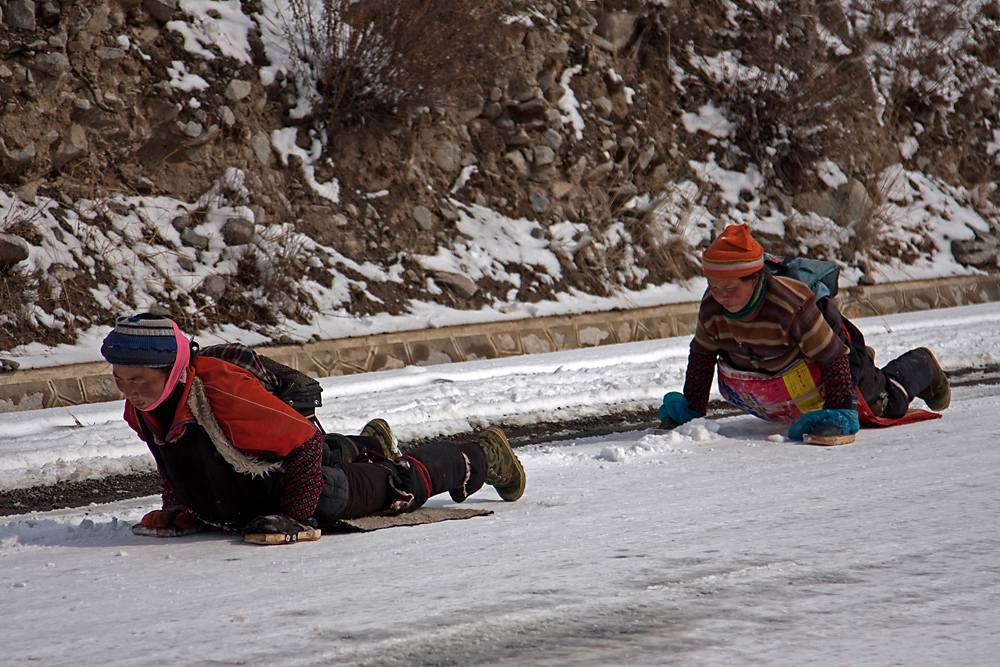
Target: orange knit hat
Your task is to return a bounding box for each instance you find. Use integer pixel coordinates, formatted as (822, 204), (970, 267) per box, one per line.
(701, 224), (764, 278)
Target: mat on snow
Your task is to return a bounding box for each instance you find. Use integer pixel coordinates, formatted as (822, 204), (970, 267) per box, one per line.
(325, 507), (494, 533)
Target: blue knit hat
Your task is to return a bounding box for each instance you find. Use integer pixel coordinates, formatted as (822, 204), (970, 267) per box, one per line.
(101, 315), (182, 368)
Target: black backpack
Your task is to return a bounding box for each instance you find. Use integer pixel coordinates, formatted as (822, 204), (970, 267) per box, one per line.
(765, 253), (882, 400)
(198, 343), (324, 429)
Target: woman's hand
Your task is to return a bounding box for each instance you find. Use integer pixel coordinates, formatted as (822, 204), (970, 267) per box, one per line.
(658, 392), (702, 427)
(140, 505), (198, 530)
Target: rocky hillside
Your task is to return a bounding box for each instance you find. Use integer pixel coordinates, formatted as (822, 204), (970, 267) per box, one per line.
(1, 0), (999, 352)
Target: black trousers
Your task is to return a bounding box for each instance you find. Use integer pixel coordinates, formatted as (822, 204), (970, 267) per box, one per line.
(878, 349), (934, 419)
(824, 301), (933, 419)
(314, 439), (487, 524)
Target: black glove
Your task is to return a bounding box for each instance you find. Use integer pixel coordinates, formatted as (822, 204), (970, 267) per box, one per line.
(658, 415), (679, 430)
(242, 514), (318, 543)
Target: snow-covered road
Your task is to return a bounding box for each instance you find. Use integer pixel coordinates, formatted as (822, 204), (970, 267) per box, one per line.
(3, 303), (1000, 666)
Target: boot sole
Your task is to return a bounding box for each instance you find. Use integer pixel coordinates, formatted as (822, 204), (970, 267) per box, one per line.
(361, 418), (401, 459)
(803, 433), (856, 446)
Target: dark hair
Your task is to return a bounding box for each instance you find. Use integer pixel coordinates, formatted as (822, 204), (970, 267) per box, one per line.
(740, 266), (771, 282)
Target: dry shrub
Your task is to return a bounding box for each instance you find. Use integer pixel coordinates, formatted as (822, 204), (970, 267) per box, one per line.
(846, 169), (930, 268)
(633, 191), (706, 285)
(203, 229), (321, 332)
(851, 175), (896, 261)
(722, 60), (878, 191)
(855, 0), (1000, 185)
(619, 0), (882, 194)
(254, 234), (319, 323)
(285, 0), (519, 128)
(1, 202), (55, 349)
(198, 250), (279, 331)
(0, 266), (41, 350)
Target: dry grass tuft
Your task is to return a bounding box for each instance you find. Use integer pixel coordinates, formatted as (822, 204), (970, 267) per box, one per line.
(0, 266), (41, 351)
(285, 0), (518, 129)
(723, 68), (869, 191)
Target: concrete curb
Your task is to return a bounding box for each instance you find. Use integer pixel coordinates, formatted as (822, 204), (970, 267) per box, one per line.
(2, 275), (997, 413)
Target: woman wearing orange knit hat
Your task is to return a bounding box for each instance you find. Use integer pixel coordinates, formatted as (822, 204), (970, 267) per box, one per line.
(658, 224), (951, 442)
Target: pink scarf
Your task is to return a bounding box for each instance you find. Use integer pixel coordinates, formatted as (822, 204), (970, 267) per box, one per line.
(139, 320), (191, 412)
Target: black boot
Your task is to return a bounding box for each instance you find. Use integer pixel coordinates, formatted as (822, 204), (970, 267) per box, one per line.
(658, 415), (679, 430)
(912, 348), (951, 411)
(880, 350), (930, 419)
(405, 441), (487, 504)
(881, 348), (949, 417)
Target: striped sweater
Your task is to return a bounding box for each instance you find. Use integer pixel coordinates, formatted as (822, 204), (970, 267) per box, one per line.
(684, 275), (851, 414)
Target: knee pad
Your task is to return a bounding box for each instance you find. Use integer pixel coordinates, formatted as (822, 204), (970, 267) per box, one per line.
(313, 465), (350, 525)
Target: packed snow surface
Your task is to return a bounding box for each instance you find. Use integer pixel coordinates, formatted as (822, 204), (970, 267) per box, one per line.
(3, 302), (1000, 665)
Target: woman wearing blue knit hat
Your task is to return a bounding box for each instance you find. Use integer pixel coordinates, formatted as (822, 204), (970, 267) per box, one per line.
(102, 313), (526, 544)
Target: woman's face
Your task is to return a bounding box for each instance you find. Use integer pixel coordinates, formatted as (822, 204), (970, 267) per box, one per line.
(113, 366), (170, 410)
(707, 274), (759, 312)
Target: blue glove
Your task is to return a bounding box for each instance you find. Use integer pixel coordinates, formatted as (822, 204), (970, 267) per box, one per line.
(658, 392), (702, 426)
(788, 409), (860, 441)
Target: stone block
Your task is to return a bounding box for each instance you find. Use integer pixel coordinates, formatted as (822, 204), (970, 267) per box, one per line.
(82, 374), (119, 403)
(546, 326), (577, 350)
(578, 325), (612, 347)
(840, 302), (877, 319)
(595, 12), (638, 52)
(0, 384), (46, 412)
(413, 205), (434, 231)
(30, 52), (69, 77)
(221, 217), (255, 245)
(613, 322), (634, 343)
(4, 0), (36, 30)
(225, 80), (253, 102)
(433, 142), (461, 173)
(431, 271), (478, 298)
(979, 279), (1000, 302)
(143, 0), (176, 23)
(870, 294), (901, 314)
(338, 345), (375, 372)
(936, 286), (959, 308)
(0, 233), (30, 266)
(48, 377), (87, 407)
(673, 311), (699, 337)
(632, 318), (662, 342)
(295, 354), (331, 377)
(493, 333), (519, 353)
(519, 332), (552, 355)
(408, 339), (460, 366)
(456, 336), (497, 361)
(51, 124), (89, 171)
(370, 343), (409, 371)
